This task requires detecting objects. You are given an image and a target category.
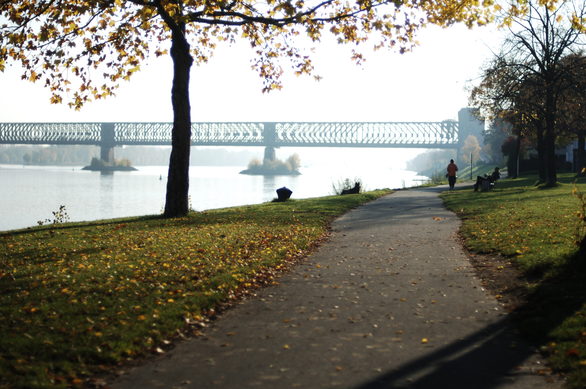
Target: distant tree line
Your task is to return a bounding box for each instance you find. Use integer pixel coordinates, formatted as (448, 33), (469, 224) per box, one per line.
(0, 145), (99, 165)
(0, 145), (260, 166)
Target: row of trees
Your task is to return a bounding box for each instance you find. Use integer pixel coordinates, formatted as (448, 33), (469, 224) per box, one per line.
(0, 145), (99, 165)
(470, 0), (586, 185)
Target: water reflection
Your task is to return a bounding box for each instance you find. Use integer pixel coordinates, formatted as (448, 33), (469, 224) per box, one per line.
(99, 172), (114, 217)
(262, 176), (276, 200)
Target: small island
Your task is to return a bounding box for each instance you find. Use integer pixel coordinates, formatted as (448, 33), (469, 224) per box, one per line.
(82, 157), (137, 172)
(240, 153), (301, 176)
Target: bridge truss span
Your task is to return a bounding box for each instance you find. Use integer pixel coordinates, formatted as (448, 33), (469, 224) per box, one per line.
(274, 121), (459, 148)
(0, 122), (102, 145)
(192, 122), (265, 146)
(0, 120), (461, 149)
(113, 122), (266, 146)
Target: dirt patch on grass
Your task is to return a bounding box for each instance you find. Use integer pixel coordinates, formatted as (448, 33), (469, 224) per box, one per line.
(461, 243), (530, 312)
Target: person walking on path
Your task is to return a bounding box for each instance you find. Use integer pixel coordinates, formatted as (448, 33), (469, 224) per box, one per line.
(447, 159), (458, 190)
(110, 187), (558, 389)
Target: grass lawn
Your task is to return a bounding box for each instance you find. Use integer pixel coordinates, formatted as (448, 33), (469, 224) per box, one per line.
(0, 190), (390, 389)
(442, 173), (586, 388)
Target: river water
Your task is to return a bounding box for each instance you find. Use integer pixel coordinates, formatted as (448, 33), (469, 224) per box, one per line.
(0, 161), (428, 232)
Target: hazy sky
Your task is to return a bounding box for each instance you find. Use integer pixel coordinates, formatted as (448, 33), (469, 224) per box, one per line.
(0, 24), (506, 124)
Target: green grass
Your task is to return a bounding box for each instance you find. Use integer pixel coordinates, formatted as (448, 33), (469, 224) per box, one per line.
(0, 190), (390, 389)
(458, 162), (501, 182)
(421, 162), (498, 187)
(442, 173), (586, 388)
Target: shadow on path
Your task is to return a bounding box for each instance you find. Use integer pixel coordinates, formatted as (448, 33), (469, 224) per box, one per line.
(355, 317), (548, 389)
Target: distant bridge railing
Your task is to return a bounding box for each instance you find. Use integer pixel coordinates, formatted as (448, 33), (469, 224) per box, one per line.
(0, 121), (463, 163)
(0, 121), (459, 147)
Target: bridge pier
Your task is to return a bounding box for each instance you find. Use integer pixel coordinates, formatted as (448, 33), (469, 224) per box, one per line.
(100, 123), (116, 164)
(263, 122), (277, 164)
(263, 146), (276, 163)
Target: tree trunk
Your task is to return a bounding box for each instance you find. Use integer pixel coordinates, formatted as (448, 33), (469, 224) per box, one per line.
(544, 127), (557, 186)
(164, 29), (194, 218)
(515, 135), (522, 178)
(536, 126), (546, 182)
(577, 131), (585, 175)
(544, 88), (557, 186)
(506, 136), (519, 179)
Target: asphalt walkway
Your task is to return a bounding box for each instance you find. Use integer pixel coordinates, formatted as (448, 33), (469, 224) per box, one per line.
(111, 187), (559, 389)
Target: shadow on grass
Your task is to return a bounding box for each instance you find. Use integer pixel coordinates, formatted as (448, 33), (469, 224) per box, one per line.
(513, 250), (586, 345)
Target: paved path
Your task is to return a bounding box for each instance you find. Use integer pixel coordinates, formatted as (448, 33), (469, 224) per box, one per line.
(111, 187), (559, 389)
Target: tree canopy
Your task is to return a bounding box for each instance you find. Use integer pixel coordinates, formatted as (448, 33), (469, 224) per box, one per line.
(470, 0), (585, 185)
(0, 0), (502, 108)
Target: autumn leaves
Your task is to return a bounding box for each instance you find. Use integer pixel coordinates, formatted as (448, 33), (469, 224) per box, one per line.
(0, 191), (389, 388)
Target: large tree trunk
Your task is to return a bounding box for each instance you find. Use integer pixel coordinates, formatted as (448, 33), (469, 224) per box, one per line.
(544, 126), (557, 186)
(544, 88), (558, 186)
(514, 135), (522, 178)
(164, 29), (194, 218)
(536, 126), (546, 182)
(577, 131), (586, 175)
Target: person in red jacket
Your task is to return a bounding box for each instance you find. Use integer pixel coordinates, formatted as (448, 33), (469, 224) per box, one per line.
(446, 159), (458, 190)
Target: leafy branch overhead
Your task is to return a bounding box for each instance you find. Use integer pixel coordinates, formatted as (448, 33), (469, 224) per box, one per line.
(3, 0), (506, 108)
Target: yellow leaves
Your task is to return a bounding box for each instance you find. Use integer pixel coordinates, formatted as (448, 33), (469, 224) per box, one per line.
(49, 94), (63, 104)
(28, 70), (39, 82)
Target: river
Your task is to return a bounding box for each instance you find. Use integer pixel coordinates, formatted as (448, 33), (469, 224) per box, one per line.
(0, 160), (428, 232)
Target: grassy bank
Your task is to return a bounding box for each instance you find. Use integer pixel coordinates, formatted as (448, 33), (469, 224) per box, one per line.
(423, 162), (498, 186)
(442, 174), (586, 388)
(0, 190), (390, 389)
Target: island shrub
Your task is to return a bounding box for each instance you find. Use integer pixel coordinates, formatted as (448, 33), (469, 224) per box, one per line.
(241, 154), (301, 176)
(83, 157), (137, 171)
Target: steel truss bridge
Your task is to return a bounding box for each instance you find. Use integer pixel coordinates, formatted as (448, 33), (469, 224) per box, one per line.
(0, 121), (464, 162)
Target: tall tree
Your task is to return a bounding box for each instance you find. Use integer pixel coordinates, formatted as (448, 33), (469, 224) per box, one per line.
(470, 58), (545, 179)
(0, 1), (575, 215)
(498, 0), (585, 186)
(470, 1), (586, 184)
(556, 53), (586, 174)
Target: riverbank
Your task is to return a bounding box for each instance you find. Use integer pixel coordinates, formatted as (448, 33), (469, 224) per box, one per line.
(0, 164), (427, 232)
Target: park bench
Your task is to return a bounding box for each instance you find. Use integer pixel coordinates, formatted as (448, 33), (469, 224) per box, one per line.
(473, 168), (501, 192)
